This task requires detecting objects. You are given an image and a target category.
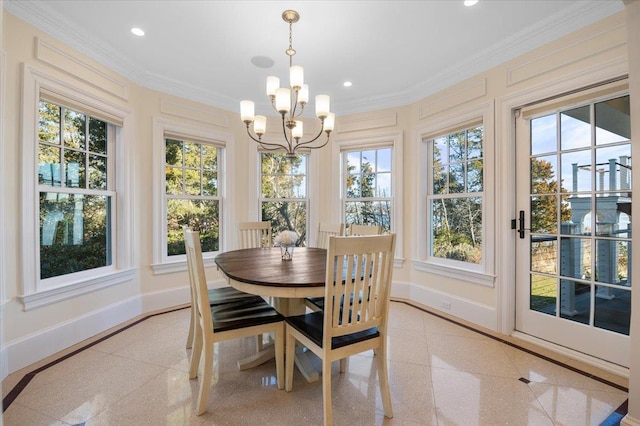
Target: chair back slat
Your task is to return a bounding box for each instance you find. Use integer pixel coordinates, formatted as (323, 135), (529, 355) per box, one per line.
(348, 224), (382, 236)
(238, 221), (272, 248)
(316, 222), (344, 249)
(184, 228), (214, 337)
(325, 234), (396, 342)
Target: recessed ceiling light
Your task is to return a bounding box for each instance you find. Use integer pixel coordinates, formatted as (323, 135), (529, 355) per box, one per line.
(464, 0), (478, 6)
(343, 81), (352, 87)
(131, 27), (145, 36)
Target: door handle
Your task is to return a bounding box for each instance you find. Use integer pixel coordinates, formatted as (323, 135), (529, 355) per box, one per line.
(518, 210), (527, 239)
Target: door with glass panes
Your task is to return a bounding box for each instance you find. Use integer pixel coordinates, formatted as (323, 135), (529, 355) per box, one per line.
(515, 85), (631, 367)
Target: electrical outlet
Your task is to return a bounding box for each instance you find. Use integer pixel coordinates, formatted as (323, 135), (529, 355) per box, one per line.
(441, 301), (452, 310)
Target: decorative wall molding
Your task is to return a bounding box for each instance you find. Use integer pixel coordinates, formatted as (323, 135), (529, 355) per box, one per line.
(506, 23), (627, 86)
(336, 113), (397, 134)
(35, 37), (129, 101)
(160, 99), (229, 128)
(418, 79), (487, 120)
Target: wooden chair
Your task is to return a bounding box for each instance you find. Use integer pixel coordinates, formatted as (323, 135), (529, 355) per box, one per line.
(305, 222), (345, 312)
(238, 221), (272, 248)
(316, 222), (345, 249)
(285, 234), (396, 425)
(185, 229), (258, 350)
(348, 223), (382, 236)
(238, 221), (274, 349)
(184, 228), (285, 415)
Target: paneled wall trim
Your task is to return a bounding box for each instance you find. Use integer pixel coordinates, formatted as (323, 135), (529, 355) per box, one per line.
(35, 37), (129, 101)
(160, 99), (229, 128)
(418, 78), (487, 120)
(506, 20), (627, 86)
(336, 112), (397, 134)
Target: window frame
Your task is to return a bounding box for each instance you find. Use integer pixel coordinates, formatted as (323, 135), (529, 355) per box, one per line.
(415, 102), (495, 287)
(151, 118), (232, 274)
(20, 64), (135, 310)
(332, 132), (404, 263)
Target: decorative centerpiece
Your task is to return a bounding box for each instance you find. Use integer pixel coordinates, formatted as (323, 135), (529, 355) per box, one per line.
(274, 230), (298, 261)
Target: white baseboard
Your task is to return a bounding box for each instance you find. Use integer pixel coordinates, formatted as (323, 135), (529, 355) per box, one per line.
(1, 279), (230, 379)
(622, 414), (640, 426)
(392, 280), (497, 331)
(511, 331), (630, 378)
(3, 296), (143, 376)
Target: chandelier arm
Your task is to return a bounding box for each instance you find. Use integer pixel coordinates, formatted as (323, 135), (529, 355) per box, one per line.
(294, 120), (329, 148)
(293, 103), (305, 119)
(245, 124), (293, 150)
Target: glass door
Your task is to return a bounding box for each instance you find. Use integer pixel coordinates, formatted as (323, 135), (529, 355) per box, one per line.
(515, 89), (631, 367)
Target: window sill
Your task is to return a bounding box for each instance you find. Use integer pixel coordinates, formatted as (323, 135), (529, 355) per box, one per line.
(18, 268), (136, 311)
(151, 256), (218, 275)
(412, 260), (495, 287)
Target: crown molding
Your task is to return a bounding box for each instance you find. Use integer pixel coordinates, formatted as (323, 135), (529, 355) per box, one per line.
(4, 0), (625, 116)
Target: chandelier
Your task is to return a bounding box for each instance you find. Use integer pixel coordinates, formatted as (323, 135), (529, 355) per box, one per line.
(240, 10), (335, 158)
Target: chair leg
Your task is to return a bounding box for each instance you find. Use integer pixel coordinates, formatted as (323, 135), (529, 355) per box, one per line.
(256, 334), (264, 351)
(322, 357), (333, 426)
(189, 324), (203, 380)
(285, 327), (296, 392)
(376, 343), (393, 419)
(339, 357), (348, 373)
(275, 324), (284, 390)
(186, 307), (195, 349)
(196, 341), (214, 416)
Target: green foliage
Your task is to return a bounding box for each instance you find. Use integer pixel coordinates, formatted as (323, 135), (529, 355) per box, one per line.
(261, 153), (308, 245)
(344, 149), (392, 232)
(430, 125), (484, 264)
(39, 193), (110, 279)
(165, 138), (220, 255)
(530, 158), (571, 233)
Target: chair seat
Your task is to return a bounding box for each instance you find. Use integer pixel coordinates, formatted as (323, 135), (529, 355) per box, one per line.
(286, 311), (378, 350)
(304, 296), (325, 311)
(208, 287), (261, 305)
(212, 298), (284, 333)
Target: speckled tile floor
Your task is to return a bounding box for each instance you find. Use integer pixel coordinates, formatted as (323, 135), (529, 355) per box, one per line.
(1, 301), (628, 425)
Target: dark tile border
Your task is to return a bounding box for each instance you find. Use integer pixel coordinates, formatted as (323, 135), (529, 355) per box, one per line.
(2, 306), (188, 412)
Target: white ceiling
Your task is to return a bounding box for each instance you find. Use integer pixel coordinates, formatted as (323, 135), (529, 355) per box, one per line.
(5, 0), (625, 117)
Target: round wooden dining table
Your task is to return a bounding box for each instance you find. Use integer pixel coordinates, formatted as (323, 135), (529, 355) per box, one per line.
(215, 247), (326, 313)
(214, 246), (327, 381)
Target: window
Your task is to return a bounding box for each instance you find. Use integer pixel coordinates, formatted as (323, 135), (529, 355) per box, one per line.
(37, 101), (114, 279)
(427, 125), (484, 265)
(343, 147), (392, 232)
(164, 138), (222, 256)
(260, 152), (308, 246)
(20, 67), (134, 310)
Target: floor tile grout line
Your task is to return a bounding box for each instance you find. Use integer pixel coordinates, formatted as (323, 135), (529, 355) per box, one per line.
(1, 306), (189, 412)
